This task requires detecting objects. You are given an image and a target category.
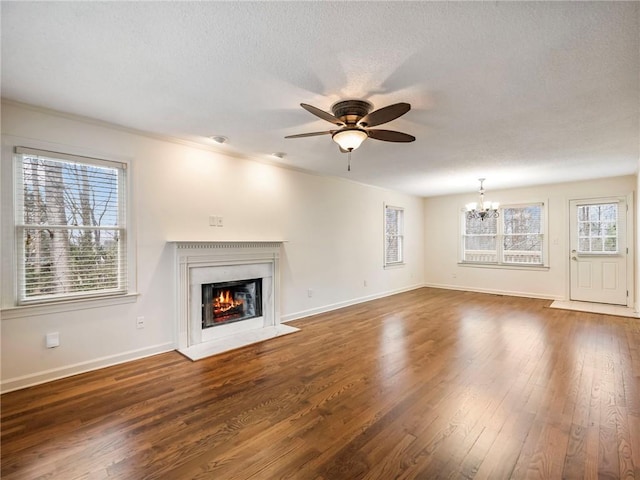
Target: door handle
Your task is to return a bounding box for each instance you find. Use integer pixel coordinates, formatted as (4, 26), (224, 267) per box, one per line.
(571, 256), (578, 261)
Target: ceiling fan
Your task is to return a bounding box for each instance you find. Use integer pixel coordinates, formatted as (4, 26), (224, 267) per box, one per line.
(285, 100), (415, 153)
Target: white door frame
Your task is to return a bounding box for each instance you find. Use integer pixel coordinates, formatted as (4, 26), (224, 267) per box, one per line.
(565, 193), (634, 308)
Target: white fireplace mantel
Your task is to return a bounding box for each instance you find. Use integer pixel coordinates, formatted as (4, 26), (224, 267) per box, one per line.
(171, 241), (298, 360)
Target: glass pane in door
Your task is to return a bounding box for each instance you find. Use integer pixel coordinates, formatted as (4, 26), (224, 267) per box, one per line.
(576, 203), (618, 254)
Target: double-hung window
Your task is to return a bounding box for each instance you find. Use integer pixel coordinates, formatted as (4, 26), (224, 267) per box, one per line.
(15, 147), (128, 304)
(385, 205), (404, 266)
(462, 203), (545, 266)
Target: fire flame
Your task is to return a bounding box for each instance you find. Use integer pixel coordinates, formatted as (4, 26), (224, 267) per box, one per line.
(213, 289), (243, 315)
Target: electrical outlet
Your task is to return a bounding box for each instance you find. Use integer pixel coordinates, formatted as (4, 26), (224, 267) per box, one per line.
(307, 288), (313, 298)
(216, 216), (224, 227)
(45, 332), (60, 348)
(136, 316), (145, 329)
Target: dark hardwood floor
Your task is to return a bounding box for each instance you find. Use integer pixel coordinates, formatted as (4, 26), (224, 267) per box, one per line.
(2, 288), (639, 479)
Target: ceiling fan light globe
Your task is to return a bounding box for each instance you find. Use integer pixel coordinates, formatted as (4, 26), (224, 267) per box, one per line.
(332, 129), (368, 151)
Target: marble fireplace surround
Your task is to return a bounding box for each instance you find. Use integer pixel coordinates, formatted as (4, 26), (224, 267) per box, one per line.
(172, 241), (299, 361)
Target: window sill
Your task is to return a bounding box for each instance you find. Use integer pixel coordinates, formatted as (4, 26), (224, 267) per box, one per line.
(1, 292), (140, 320)
(384, 262), (406, 270)
(575, 253), (623, 257)
(457, 262), (549, 272)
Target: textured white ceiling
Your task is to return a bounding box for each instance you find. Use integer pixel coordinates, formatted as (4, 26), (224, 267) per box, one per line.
(2, 2), (638, 197)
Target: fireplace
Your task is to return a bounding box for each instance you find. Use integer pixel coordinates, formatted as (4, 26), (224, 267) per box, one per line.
(172, 241), (299, 361)
(202, 278), (262, 328)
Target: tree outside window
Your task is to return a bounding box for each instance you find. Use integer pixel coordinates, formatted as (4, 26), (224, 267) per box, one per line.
(16, 148), (127, 304)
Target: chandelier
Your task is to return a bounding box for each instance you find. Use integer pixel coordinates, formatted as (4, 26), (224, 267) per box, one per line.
(466, 178), (499, 221)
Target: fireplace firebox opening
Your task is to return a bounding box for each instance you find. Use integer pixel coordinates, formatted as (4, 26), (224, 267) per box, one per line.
(201, 278), (263, 328)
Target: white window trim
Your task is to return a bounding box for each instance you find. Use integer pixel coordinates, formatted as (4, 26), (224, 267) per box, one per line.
(384, 203), (405, 268)
(458, 200), (549, 268)
(1, 293), (139, 319)
(0, 140), (137, 315)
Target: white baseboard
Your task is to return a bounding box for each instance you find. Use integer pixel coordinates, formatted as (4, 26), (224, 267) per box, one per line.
(422, 282), (562, 301)
(281, 283), (426, 323)
(1, 342), (175, 394)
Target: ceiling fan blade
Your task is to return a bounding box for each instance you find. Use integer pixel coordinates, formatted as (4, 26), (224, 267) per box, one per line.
(300, 103), (345, 126)
(367, 129), (415, 142)
(285, 131), (334, 139)
(359, 103), (411, 127)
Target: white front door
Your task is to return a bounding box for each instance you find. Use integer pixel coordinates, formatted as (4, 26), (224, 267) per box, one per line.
(569, 198), (627, 305)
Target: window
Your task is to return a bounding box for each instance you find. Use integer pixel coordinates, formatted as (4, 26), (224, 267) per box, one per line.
(462, 203), (545, 266)
(577, 203), (618, 254)
(385, 205), (404, 266)
(463, 214), (498, 263)
(15, 147), (128, 304)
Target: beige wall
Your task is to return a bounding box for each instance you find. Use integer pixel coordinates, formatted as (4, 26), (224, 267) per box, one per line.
(0, 102), (425, 391)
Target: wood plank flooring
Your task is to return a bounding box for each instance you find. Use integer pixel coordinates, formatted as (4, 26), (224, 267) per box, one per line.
(2, 287), (639, 479)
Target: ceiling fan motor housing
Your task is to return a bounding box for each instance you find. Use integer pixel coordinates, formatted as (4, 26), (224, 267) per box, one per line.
(331, 100), (372, 125)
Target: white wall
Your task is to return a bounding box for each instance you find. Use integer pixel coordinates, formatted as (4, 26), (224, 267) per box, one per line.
(0, 102), (425, 391)
(424, 176), (636, 300)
